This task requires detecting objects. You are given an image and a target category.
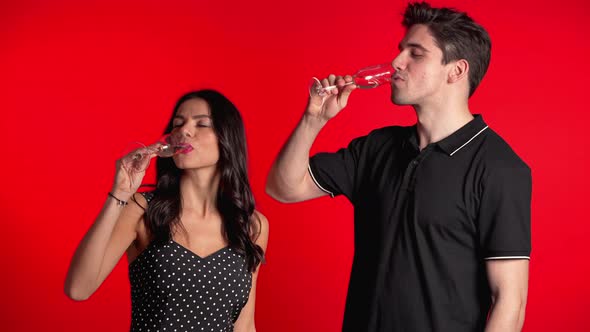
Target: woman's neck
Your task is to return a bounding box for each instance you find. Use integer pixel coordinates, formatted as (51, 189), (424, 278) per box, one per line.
(179, 167), (221, 218)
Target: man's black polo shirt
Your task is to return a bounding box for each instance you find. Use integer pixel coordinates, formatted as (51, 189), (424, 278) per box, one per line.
(309, 115), (531, 332)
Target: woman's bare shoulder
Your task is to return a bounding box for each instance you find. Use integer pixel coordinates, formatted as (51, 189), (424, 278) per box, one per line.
(251, 210), (269, 248)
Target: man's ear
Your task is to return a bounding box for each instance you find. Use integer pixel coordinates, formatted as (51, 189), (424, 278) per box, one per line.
(448, 59), (469, 84)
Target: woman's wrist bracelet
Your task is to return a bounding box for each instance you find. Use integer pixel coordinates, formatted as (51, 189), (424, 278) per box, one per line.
(108, 192), (128, 206)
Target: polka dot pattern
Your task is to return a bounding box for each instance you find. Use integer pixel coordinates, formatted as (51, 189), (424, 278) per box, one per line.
(129, 241), (252, 331)
(129, 193), (253, 331)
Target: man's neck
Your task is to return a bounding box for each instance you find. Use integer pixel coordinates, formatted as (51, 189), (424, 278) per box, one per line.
(414, 101), (473, 151)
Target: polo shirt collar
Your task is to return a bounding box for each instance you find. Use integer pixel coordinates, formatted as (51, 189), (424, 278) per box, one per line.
(408, 114), (489, 156)
(438, 114), (489, 156)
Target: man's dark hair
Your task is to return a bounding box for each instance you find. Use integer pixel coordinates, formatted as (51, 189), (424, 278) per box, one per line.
(403, 1), (491, 97)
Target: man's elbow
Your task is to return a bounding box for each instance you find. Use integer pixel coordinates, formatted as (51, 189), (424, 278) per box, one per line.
(265, 183), (296, 203)
(265, 174), (296, 203)
(64, 280), (93, 301)
(266, 171), (315, 203)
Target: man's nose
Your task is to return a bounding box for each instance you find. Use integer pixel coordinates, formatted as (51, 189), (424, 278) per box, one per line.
(392, 53), (405, 71)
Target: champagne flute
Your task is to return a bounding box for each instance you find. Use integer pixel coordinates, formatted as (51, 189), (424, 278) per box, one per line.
(309, 63), (395, 97)
(122, 133), (193, 173)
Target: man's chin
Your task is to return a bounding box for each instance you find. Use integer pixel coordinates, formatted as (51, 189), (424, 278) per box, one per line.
(391, 94), (409, 106)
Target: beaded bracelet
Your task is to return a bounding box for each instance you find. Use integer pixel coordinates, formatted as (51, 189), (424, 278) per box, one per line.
(108, 192), (128, 206)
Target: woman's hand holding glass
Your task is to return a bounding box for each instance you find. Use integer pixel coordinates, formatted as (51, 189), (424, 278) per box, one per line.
(112, 134), (193, 195)
(111, 148), (154, 200)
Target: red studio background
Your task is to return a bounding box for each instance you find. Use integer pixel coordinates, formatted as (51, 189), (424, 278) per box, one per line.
(0, 0), (588, 331)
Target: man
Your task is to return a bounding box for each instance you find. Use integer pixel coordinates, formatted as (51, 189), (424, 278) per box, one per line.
(266, 2), (531, 331)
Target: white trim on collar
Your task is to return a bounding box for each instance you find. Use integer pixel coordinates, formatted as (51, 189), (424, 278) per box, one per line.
(449, 125), (489, 156)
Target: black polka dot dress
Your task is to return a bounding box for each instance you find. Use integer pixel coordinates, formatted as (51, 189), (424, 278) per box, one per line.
(128, 193), (252, 332)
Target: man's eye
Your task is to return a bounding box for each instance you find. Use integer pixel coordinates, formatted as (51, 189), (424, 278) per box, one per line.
(172, 123), (182, 128)
(197, 122), (211, 127)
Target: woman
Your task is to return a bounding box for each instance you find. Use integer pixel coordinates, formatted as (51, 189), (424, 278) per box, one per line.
(65, 90), (268, 332)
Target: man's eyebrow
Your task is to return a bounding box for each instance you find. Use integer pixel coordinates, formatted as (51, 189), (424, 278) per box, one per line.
(398, 42), (430, 52)
(173, 114), (212, 119)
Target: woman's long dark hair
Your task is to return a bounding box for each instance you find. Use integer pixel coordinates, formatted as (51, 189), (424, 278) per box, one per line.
(144, 90), (263, 272)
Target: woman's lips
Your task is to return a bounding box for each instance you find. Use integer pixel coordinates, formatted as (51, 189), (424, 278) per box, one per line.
(177, 143), (193, 154)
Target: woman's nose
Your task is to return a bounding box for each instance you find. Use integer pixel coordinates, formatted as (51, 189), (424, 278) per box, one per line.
(181, 125), (193, 138)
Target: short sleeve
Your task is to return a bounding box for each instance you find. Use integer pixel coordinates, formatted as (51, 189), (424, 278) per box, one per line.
(308, 135), (368, 203)
(478, 164), (532, 260)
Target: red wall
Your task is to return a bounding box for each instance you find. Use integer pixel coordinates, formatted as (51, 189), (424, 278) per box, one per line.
(1, 0), (588, 330)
